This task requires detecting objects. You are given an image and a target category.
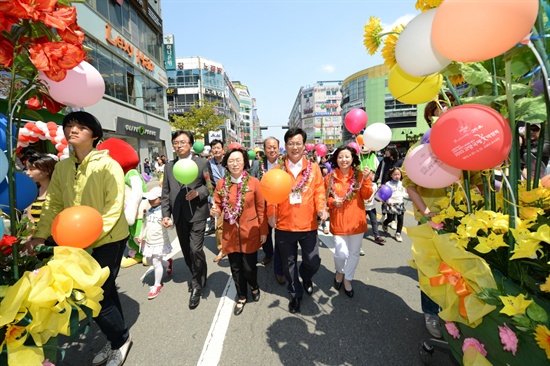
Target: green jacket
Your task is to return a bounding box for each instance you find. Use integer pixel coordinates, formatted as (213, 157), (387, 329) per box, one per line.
(35, 150), (129, 248)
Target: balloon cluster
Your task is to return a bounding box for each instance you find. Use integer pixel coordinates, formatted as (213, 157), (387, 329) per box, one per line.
(18, 121), (69, 159)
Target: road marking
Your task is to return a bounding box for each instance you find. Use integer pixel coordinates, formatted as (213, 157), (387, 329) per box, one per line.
(197, 276), (236, 366)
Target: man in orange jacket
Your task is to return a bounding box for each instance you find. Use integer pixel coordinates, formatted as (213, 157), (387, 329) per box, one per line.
(267, 128), (327, 314)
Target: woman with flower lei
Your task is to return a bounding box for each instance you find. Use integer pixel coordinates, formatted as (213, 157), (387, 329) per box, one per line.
(324, 146), (373, 298)
(211, 148), (268, 316)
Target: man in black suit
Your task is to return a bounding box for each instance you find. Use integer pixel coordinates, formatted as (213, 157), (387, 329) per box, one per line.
(161, 130), (212, 309)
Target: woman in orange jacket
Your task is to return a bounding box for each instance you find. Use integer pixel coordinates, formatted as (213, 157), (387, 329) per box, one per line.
(211, 148), (268, 315)
(325, 146), (373, 297)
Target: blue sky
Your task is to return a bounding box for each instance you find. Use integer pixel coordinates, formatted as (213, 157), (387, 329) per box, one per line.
(162, 0), (419, 142)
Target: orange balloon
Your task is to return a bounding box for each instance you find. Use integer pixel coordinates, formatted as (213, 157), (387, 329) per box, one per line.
(542, 174), (550, 188)
(52, 206), (104, 248)
(260, 169), (292, 204)
(356, 134), (364, 146)
(432, 0), (539, 62)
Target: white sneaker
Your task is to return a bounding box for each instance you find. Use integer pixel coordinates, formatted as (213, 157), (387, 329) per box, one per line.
(92, 342), (111, 365)
(106, 334), (132, 366)
(389, 221), (397, 230)
(424, 314), (442, 339)
(395, 233), (402, 242)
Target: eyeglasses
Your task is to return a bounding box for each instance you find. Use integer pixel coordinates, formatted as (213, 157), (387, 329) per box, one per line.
(286, 142), (304, 148)
(173, 140), (190, 146)
(227, 159), (243, 165)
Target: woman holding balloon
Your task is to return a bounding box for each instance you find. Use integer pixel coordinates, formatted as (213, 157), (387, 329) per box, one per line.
(24, 111), (132, 365)
(325, 146), (373, 298)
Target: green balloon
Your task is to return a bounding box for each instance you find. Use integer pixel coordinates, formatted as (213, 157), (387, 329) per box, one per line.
(248, 150), (256, 160)
(173, 159), (199, 185)
(193, 141), (204, 154)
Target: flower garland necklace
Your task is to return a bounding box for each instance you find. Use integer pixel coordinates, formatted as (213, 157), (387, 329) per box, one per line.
(280, 155), (313, 194)
(329, 169), (362, 201)
(219, 171), (250, 225)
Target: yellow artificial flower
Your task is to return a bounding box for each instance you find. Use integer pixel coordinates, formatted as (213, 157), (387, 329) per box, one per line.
(519, 206), (544, 221)
(510, 230), (543, 260)
(448, 74), (466, 86)
(534, 325), (550, 359)
(363, 16), (383, 55)
(519, 189), (542, 205)
(474, 232), (508, 254)
(488, 211), (510, 233)
(439, 205), (466, 222)
(435, 196), (450, 210)
(380, 25), (403, 69)
(415, 0), (444, 12)
(499, 293), (533, 317)
(540, 275), (550, 293)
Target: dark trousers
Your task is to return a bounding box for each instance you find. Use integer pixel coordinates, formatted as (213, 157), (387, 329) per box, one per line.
(366, 208), (380, 237)
(175, 219), (207, 290)
(261, 225), (284, 276)
(228, 251), (258, 300)
(383, 213), (404, 233)
(275, 229), (321, 299)
(92, 238), (130, 350)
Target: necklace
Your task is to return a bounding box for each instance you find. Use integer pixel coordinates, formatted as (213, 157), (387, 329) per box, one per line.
(219, 171), (250, 225)
(281, 156), (313, 194)
(329, 169), (361, 202)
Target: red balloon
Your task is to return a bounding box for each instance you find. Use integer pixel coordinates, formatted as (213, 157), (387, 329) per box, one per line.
(260, 169), (292, 204)
(348, 142), (360, 154)
(305, 143), (315, 152)
(430, 104), (512, 170)
(344, 109), (368, 134)
(228, 142), (242, 150)
(315, 144), (328, 157)
(52, 206), (104, 248)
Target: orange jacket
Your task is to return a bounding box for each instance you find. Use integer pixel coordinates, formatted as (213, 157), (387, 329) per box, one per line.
(214, 176), (268, 254)
(267, 157), (326, 232)
(324, 168), (373, 236)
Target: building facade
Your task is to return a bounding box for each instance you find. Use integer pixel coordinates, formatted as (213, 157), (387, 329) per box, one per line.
(75, 1), (171, 167)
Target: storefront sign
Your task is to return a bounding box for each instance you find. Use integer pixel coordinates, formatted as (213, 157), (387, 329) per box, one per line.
(116, 117), (160, 140)
(106, 24), (154, 72)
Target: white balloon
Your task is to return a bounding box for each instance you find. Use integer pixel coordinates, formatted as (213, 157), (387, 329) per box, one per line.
(395, 9), (451, 77)
(59, 154), (69, 161)
(35, 121), (46, 129)
(18, 142), (29, 147)
(38, 134), (47, 140)
(0, 150), (8, 181)
(19, 128), (30, 136)
(63, 148), (69, 155)
(29, 131), (37, 138)
(363, 123), (393, 151)
(54, 135), (64, 143)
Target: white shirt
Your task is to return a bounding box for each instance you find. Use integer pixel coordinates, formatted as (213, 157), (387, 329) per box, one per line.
(287, 159), (303, 179)
(267, 160), (277, 172)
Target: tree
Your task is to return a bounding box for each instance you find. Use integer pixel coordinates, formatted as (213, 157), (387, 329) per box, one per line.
(169, 100), (225, 140)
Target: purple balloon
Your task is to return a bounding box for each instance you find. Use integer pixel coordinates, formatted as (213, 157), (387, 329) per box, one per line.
(378, 184), (393, 201)
(421, 129), (431, 144)
(324, 162), (332, 173)
(533, 79), (545, 97)
(142, 173), (151, 183)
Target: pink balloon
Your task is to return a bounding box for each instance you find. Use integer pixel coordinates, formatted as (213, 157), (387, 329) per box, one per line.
(344, 109), (368, 134)
(348, 142), (360, 154)
(305, 143), (315, 152)
(315, 144), (328, 157)
(403, 144), (461, 189)
(40, 61), (105, 107)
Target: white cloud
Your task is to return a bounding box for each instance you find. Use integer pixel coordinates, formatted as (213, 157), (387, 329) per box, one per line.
(321, 64), (336, 74)
(382, 13), (416, 32)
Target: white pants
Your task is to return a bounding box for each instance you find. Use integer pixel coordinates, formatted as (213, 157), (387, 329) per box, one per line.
(333, 233), (363, 281)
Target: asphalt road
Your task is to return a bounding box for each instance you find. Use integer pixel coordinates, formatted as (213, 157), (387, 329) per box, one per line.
(57, 200), (458, 366)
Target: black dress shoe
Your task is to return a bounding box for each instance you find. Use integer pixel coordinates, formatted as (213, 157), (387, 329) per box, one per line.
(344, 288), (354, 298)
(251, 288), (261, 302)
(303, 281), (313, 296)
(288, 297), (301, 313)
(187, 282), (192, 293)
(189, 289), (201, 309)
(333, 276), (343, 290)
(234, 300), (246, 316)
(275, 275), (286, 285)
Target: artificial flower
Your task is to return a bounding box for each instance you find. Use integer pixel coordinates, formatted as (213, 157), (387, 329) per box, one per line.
(40, 5), (77, 31)
(380, 25), (403, 69)
(534, 324), (550, 359)
(428, 220), (444, 230)
(499, 293), (533, 317)
(462, 337), (487, 357)
(448, 74), (466, 86)
(0, 235), (18, 246)
(474, 232), (508, 254)
(445, 322), (460, 339)
(498, 323), (518, 355)
(0, 13), (18, 33)
(0, 36), (15, 67)
(363, 16), (383, 55)
(540, 275), (550, 293)
(29, 41), (85, 81)
(509, 225), (549, 260)
(415, 0), (443, 12)
(57, 20), (85, 46)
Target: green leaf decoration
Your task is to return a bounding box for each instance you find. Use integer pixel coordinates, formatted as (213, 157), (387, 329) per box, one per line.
(477, 288), (503, 306)
(526, 301), (549, 323)
(461, 63), (492, 86)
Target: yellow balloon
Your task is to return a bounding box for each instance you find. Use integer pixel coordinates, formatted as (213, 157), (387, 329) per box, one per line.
(388, 65), (442, 105)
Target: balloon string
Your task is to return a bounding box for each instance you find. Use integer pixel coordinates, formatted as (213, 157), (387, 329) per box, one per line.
(455, 181), (471, 214)
(185, 185), (194, 217)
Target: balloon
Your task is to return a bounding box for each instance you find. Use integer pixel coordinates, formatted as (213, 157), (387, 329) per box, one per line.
(430, 104), (512, 170)
(315, 144), (328, 157)
(0, 113), (17, 152)
(403, 144), (462, 189)
(305, 143), (315, 152)
(40, 61), (105, 107)
(421, 129), (431, 144)
(193, 141), (204, 154)
(388, 65), (442, 105)
(344, 109), (368, 134)
(260, 169), (292, 204)
(141, 173), (151, 183)
(228, 142), (242, 150)
(356, 135), (364, 146)
(395, 9), (451, 76)
(324, 162), (332, 173)
(362, 123), (392, 151)
(247, 150), (256, 160)
(0, 150), (7, 181)
(432, 0), (539, 62)
(533, 79), (547, 97)
(173, 159), (199, 185)
(542, 174), (550, 188)
(51, 206), (103, 248)
(0, 172), (38, 211)
(377, 184), (393, 201)
(348, 142), (360, 154)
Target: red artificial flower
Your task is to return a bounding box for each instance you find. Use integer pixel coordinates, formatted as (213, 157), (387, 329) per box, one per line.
(40, 6), (77, 31)
(0, 12), (18, 33)
(57, 21), (85, 46)
(0, 235), (18, 247)
(27, 96), (42, 110)
(0, 36), (15, 67)
(42, 93), (65, 113)
(0, 0), (57, 21)
(29, 41), (85, 81)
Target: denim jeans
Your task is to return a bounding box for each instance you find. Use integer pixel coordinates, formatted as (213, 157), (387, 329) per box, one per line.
(366, 209), (380, 237)
(421, 291), (440, 315)
(92, 238), (130, 350)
